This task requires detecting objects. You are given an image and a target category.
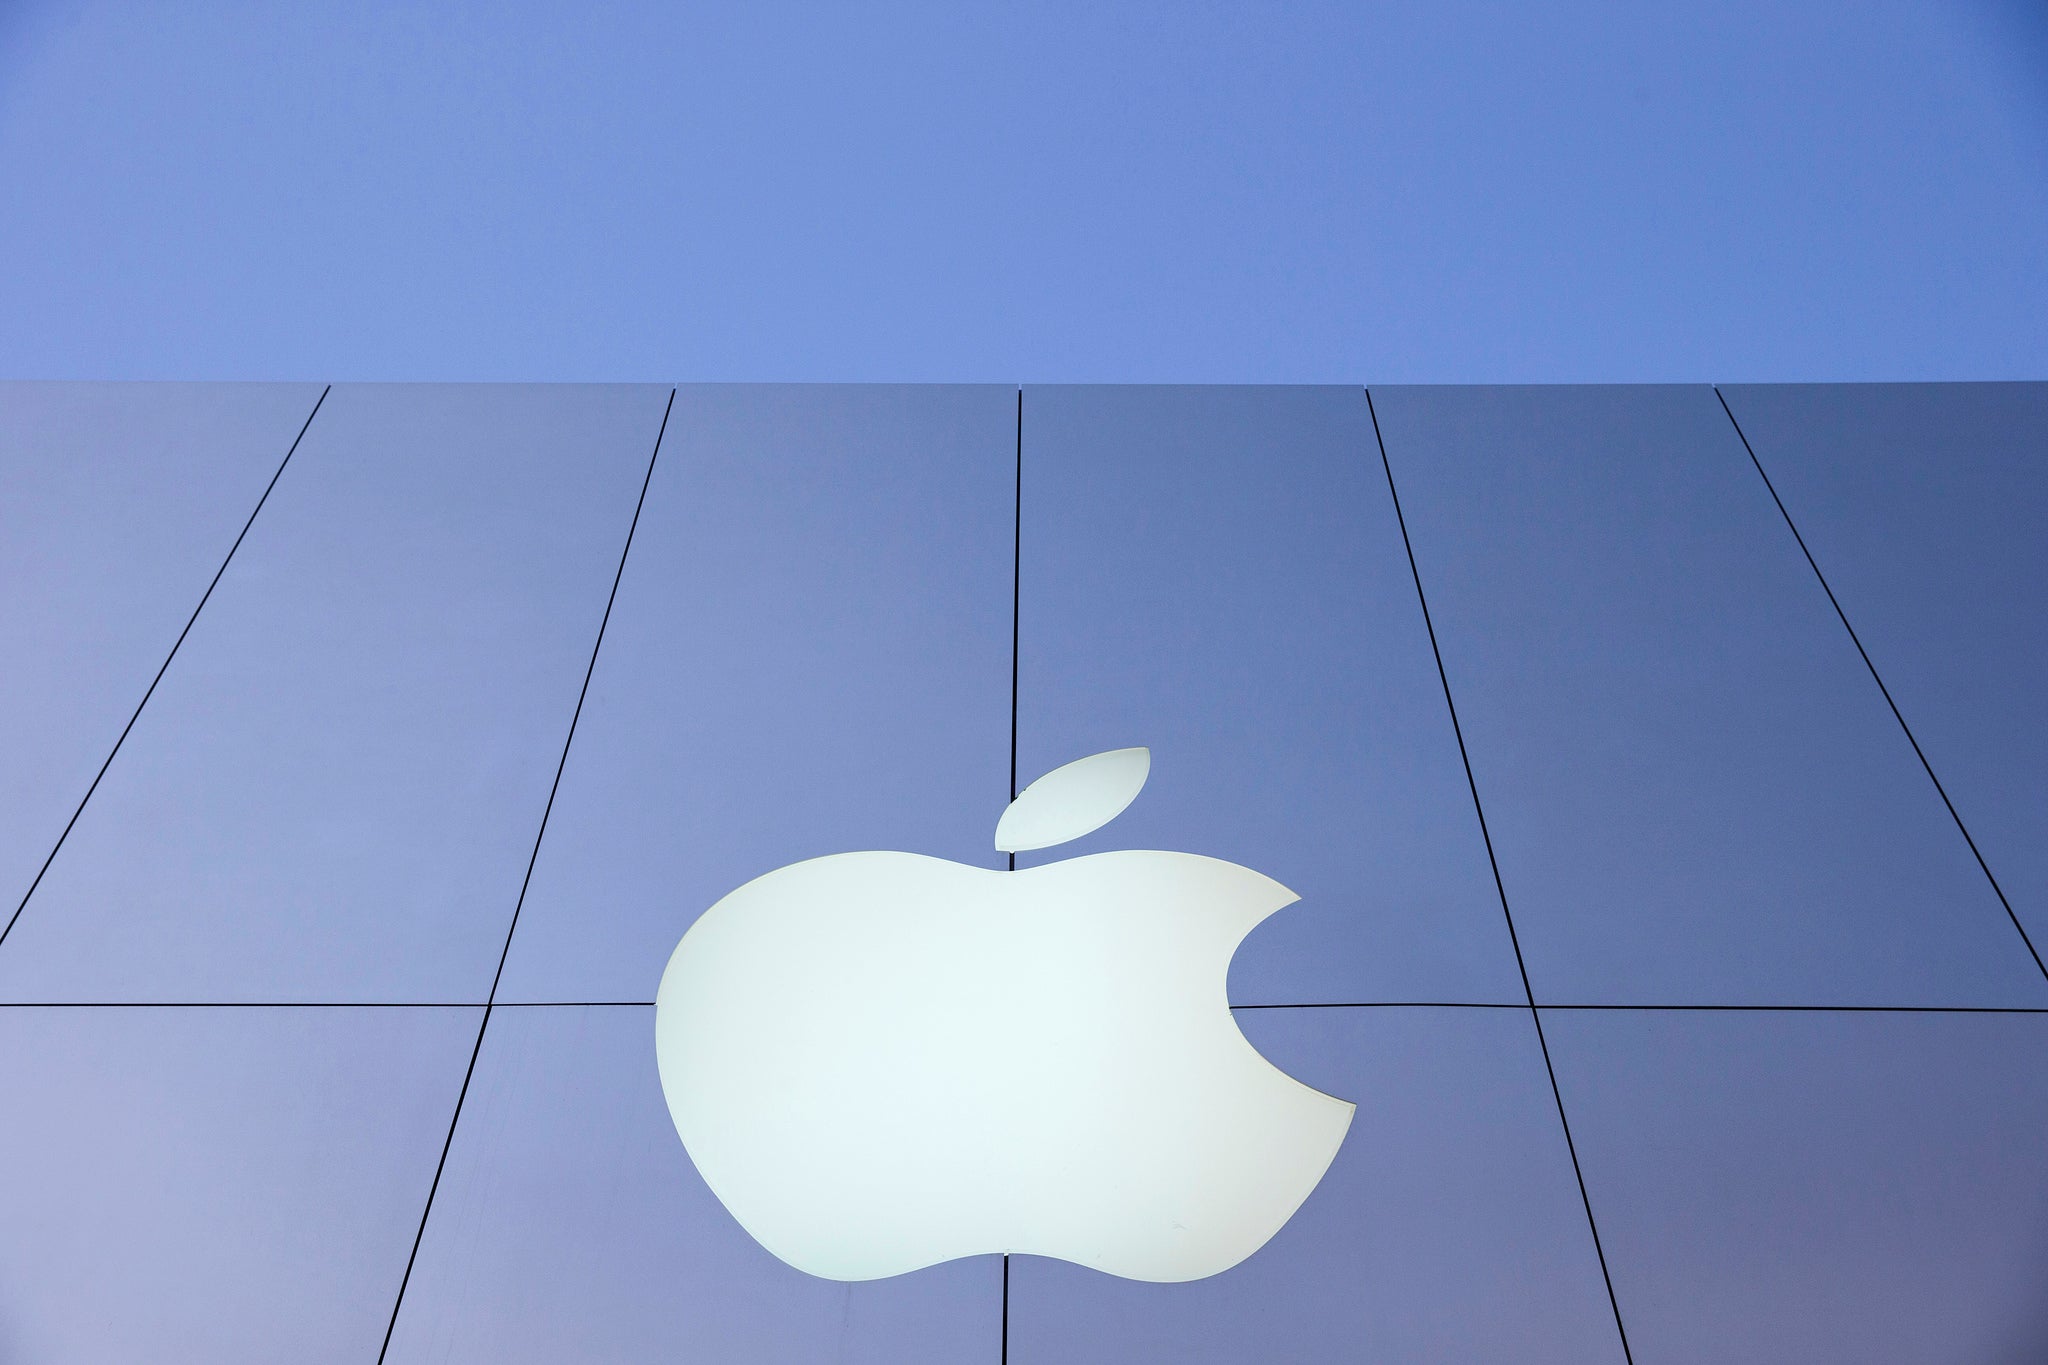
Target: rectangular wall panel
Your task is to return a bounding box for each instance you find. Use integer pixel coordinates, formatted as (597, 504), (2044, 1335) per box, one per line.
(1370, 384), (2046, 1006)
(0, 384), (669, 1001)
(0, 382), (323, 917)
(494, 385), (1016, 1003)
(1015, 386), (1523, 1007)
(1720, 382), (2048, 962)
(1545, 1009), (2048, 1364)
(0, 1004), (477, 1362)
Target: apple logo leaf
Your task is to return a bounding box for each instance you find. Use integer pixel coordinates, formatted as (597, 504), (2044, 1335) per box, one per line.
(994, 747), (1151, 852)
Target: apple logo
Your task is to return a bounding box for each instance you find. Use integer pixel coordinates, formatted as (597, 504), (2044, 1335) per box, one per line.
(654, 747), (1355, 1282)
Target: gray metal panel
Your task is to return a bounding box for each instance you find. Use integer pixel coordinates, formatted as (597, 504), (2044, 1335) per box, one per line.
(1009, 1005), (1626, 1363)
(384, 1004), (1000, 1363)
(0, 381), (323, 915)
(1370, 384), (2046, 1006)
(1720, 382), (2048, 961)
(495, 385), (1015, 1003)
(0, 384), (669, 1001)
(0, 1004), (477, 1362)
(1015, 386), (1523, 1006)
(1546, 1009), (2048, 1363)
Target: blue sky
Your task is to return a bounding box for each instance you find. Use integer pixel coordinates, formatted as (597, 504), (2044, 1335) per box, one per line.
(1, 0), (2043, 381)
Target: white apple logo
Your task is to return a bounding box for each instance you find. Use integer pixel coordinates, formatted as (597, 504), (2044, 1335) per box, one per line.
(654, 747), (1354, 1283)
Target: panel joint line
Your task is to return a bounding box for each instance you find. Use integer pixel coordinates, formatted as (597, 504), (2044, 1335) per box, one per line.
(0, 385), (331, 952)
(1010, 387), (1024, 812)
(1003, 390), (1023, 1357)
(375, 387), (677, 1364)
(1366, 387), (1637, 1365)
(1712, 386), (2048, 985)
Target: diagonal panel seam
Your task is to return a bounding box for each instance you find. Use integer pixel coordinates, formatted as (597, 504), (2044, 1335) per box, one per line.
(1713, 386), (2047, 985)
(0, 384), (332, 952)
(1365, 385), (1637, 1365)
(375, 386), (676, 1364)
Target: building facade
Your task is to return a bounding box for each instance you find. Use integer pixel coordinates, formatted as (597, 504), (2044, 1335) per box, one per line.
(1, 382), (2044, 1361)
